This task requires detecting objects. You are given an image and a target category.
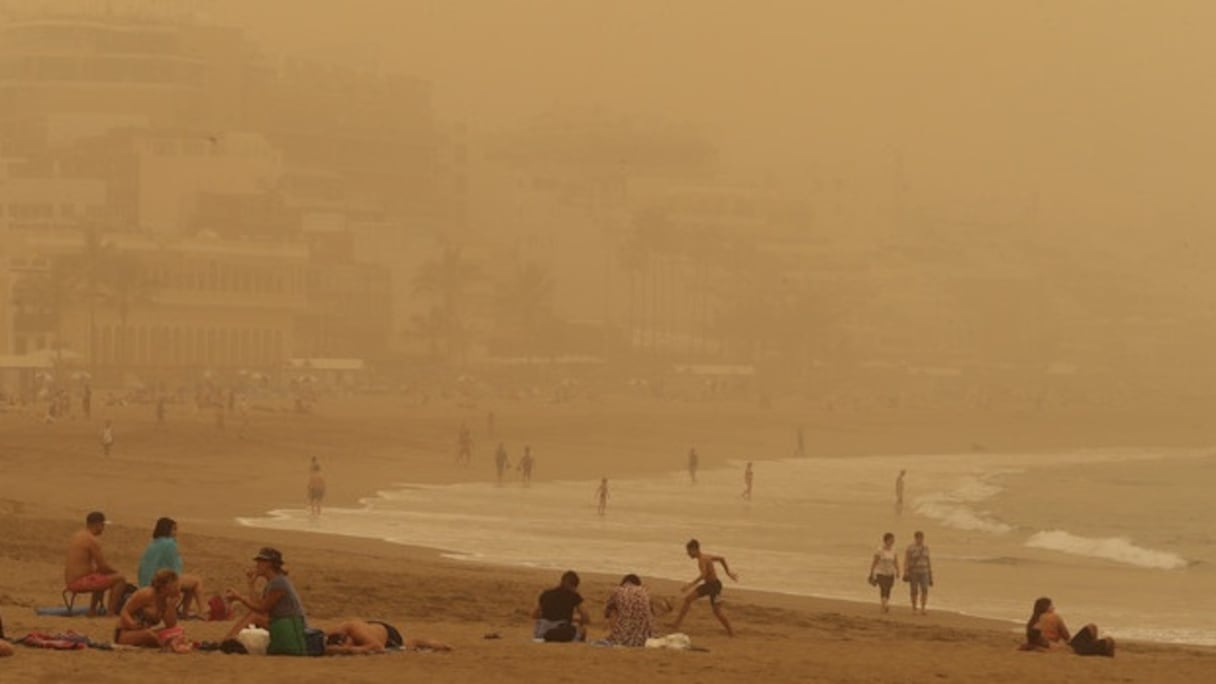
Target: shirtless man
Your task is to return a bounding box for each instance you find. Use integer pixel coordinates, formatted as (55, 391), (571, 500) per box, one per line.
(687, 448), (699, 484)
(64, 511), (127, 616)
(741, 462), (754, 500)
(671, 538), (739, 636)
(324, 619), (451, 654)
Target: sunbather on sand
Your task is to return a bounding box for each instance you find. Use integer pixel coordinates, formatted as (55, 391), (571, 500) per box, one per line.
(1026, 597), (1115, 657)
(114, 569), (191, 652)
(323, 619), (451, 654)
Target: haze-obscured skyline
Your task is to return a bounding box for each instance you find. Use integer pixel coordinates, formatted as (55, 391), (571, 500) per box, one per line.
(214, 0), (1216, 245)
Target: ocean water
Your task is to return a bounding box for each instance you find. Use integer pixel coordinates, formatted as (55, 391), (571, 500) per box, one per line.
(238, 447), (1215, 646)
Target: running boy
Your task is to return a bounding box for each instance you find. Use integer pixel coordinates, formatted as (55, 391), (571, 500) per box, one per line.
(671, 539), (739, 636)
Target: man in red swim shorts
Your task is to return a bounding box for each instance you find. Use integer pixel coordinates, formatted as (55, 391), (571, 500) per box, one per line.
(64, 511), (127, 616)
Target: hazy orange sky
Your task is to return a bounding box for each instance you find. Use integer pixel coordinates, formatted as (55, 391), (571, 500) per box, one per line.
(210, 0), (1216, 242)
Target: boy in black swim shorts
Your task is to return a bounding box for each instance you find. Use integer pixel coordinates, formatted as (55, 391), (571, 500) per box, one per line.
(671, 539), (739, 636)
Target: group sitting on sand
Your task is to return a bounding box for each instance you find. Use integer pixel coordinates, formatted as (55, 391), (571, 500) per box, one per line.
(529, 539), (737, 646)
(51, 508), (448, 657)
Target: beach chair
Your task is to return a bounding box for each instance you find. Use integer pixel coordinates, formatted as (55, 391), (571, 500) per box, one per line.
(61, 588), (103, 615)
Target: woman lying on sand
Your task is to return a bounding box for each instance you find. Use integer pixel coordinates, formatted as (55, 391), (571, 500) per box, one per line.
(115, 569), (192, 652)
(224, 547), (307, 655)
(1024, 597), (1115, 656)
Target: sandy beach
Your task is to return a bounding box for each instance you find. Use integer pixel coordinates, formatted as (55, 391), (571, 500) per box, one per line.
(2, 396), (1215, 683)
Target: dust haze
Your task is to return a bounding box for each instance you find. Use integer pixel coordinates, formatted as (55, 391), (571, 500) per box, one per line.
(3, 0), (1216, 406)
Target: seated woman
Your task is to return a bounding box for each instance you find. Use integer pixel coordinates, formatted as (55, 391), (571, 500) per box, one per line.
(1026, 597), (1115, 656)
(224, 547), (307, 656)
(114, 569), (192, 652)
(137, 517), (206, 617)
(323, 619), (452, 654)
(603, 574), (656, 647)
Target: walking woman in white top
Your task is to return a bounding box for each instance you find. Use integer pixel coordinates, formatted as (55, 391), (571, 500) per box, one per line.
(868, 532), (901, 613)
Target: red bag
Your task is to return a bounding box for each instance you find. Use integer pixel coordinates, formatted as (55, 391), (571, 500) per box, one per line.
(207, 595), (230, 621)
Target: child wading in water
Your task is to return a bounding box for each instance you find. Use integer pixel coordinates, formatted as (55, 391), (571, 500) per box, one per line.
(671, 539), (739, 636)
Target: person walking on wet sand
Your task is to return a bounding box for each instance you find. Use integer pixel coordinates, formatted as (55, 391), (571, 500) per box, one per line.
(904, 530), (933, 614)
(741, 462), (754, 500)
(688, 448), (699, 484)
(671, 539), (738, 636)
(456, 424), (472, 466)
(595, 478), (609, 516)
(100, 420), (114, 457)
(868, 532), (900, 613)
(494, 443), (511, 483)
(518, 445), (534, 484)
(895, 470), (906, 515)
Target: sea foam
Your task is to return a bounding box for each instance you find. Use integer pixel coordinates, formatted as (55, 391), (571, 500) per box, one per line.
(1025, 530), (1189, 570)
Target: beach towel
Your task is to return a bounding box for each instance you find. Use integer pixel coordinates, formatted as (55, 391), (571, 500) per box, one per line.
(15, 631), (92, 650)
(645, 633), (693, 650)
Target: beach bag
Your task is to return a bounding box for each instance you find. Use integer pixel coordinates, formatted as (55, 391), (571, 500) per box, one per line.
(117, 583), (138, 612)
(236, 626), (270, 655)
(543, 622), (578, 643)
(304, 627), (326, 657)
(207, 595), (230, 621)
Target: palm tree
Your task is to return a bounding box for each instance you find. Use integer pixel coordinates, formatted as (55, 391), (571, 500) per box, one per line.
(495, 262), (556, 356)
(99, 254), (157, 368)
(413, 247), (478, 361)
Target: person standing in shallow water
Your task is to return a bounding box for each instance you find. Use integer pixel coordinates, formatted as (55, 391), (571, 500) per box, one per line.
(595, 478), (609, 516)
(307, 458), (326, 517)
(494, 443), (511, 483)
(100, 420), (114, 457)
(688, 448), (699, 484)
(895, 470), (906, 515)
(741, 462), (754, 500)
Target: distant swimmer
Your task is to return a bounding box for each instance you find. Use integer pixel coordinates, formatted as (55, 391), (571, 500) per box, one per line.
(494, 442), (511, 483)
(518, 445), (535, 484)
(688, 448), (699, 485)
(670, 539), (738, 636)
(307, 458), (326, 517)
(595, 478), (609, 516)
(741, 462), (753, 500)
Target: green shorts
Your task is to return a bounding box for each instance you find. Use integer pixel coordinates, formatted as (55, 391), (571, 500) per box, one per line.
(267, 615), (307, 656)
